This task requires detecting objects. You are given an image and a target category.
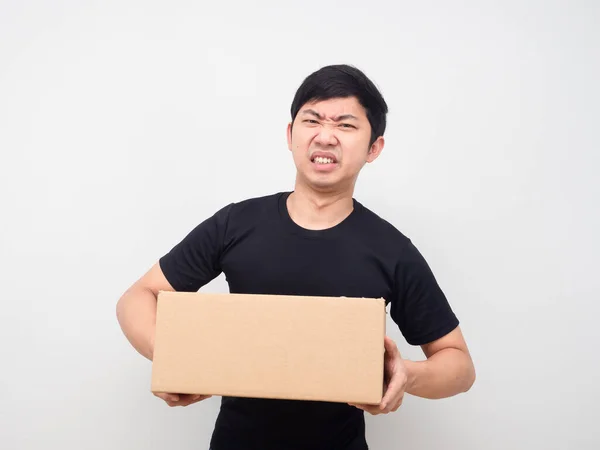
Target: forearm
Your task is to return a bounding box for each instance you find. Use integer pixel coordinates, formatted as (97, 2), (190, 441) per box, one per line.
(116, 286), (157, 361)
(404, 348), (475, 399)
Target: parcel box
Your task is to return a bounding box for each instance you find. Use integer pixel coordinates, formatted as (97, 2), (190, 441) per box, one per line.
(151, 291), (386, 404)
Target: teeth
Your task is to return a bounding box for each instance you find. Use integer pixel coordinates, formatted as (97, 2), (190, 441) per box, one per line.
(314, 157), (334, 164)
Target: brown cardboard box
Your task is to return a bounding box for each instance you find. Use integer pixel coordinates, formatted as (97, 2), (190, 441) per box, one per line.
(151, 291), (386, 405)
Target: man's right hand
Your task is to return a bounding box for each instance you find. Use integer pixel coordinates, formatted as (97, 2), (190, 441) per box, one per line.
(154, 392), (212, 407)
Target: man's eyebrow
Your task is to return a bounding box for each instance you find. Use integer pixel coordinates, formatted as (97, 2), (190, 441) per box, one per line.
(300, 110), (359, 121)
(334, 114), (358, 121)
(301, 109), (323, 119)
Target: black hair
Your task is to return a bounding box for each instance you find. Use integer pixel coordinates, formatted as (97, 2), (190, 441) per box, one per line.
(290, 64), (388, 147)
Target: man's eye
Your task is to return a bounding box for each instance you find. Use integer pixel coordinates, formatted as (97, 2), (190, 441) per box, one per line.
(339, 123), (355, 129)
(303, 119), (319, 124)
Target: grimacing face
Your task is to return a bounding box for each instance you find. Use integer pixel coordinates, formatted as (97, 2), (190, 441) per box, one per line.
(287, 96), (384, 192)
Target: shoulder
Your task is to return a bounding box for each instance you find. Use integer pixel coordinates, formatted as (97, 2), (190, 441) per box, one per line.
(353, 200), (431, 265)
(209, 191), (284, 236)
(229, 191), (283, 212)
(354, 200), (412, 246)
(225, 191), (284, 221)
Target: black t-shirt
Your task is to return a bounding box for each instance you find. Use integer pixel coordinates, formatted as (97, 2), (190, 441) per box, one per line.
(159, 191), (459, 450)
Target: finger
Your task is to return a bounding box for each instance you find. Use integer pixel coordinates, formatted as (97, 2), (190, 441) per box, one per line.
(155, 392), (180, 403)
(168, 394), (212, 407)
(349, 403), (369, 412)
(177, 395), (202, 407)
(187, 394), (212, 404)
(384, 336), (400, 358)
(380, 379), (400, 410)
(349, 403), (381, 415)
(382, 370), (408, 408)
(166, 398), (191, 407)
(382, 394), (403, 414)
(391, 395), (404, 412)
(387, 395), (404, 413)
(364, 404), (382, 415)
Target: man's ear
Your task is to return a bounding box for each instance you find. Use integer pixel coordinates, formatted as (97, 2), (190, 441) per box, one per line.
(366, 136), (385, 163)
(287, 122), (293, 151)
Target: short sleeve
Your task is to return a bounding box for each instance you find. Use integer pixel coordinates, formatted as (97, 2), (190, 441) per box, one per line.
(391, 240), (459, 346)
(159, 203), (233, 292)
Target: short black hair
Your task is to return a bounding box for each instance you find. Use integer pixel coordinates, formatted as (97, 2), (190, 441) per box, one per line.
(290, 64), (388, 146)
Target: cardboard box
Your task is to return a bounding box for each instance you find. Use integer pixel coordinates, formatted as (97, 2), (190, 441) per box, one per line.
(151, 291), (386, 405)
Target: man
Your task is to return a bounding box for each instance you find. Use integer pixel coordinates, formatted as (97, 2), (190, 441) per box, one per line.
(116, 64), (476, 450)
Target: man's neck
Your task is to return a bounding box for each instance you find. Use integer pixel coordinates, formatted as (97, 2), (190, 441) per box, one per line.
(286, 182), (355, 231)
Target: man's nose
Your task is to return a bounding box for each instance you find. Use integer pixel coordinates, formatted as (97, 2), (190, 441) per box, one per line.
(314, 127), (338, 146)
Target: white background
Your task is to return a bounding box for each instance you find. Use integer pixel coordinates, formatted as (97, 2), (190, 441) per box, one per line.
(1, 1), (599, 449)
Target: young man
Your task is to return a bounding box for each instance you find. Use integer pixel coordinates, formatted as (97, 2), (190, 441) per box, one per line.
(116, 64), (476, 450)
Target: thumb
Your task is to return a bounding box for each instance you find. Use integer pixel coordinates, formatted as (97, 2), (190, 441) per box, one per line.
(384, 336), (400, 357)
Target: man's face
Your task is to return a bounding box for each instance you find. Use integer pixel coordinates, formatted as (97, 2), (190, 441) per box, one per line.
(287, 96), (384, 192)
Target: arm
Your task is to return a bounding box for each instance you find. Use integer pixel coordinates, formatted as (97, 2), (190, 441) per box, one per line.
(405, 326), (476, 399)
(350, 327), (475, 415)
(116, 262), (175, 361)
(350, 240), (475, 414)
(385, 239), (475, 405)
(116, 262), (212, 407)
(116, 205), (231, 407)
(117, 204), (231, 360)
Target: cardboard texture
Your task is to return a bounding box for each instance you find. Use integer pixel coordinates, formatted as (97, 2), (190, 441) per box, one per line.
(151, 291), (386, 405)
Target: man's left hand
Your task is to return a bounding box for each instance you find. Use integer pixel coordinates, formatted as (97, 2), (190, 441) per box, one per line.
(349, 336), (408, 415)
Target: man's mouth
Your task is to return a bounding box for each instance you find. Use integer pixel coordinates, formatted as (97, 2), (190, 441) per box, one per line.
(312, 156), (335, 164)
(310, 152), (338, 165)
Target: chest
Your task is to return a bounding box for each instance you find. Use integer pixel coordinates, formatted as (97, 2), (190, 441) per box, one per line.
(220, 228), (394, 301)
